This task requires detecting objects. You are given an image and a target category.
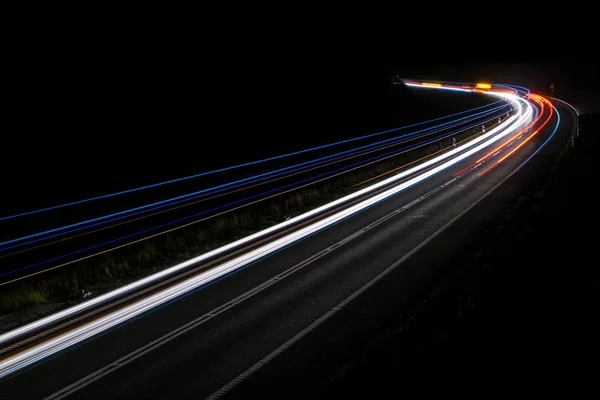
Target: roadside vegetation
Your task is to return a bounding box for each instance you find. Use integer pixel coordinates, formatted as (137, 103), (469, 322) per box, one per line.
(0, 120), (499, 318)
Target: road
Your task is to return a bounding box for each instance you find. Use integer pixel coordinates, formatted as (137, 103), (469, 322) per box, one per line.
(0, 87), (508, 292)
(0, 88), (504, 288)
(0, 86), (577, 399)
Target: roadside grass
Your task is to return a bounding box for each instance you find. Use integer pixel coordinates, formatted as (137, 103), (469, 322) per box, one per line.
(0, 122), (495, 316)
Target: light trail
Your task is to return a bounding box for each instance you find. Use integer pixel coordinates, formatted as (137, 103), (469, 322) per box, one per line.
(0, 101), (509, 253)
(0, 100), (503, 222)
(478, 94), (554, 175)
(353, 113), (512, 187)
(0, 108), (510, 280)
(452, 96), (544, 177)
(0, 103), (512, 285)
(0, 103), (509, 250)
(0, 104), (507, 259)
(0, 85), (533, 379)
(476, 95), (546, 163)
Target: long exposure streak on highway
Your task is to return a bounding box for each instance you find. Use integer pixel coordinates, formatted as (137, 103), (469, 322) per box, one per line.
(1, 80), (561, 386)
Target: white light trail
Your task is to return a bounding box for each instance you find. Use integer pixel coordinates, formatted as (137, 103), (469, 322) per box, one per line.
(0, 85), (533, 378)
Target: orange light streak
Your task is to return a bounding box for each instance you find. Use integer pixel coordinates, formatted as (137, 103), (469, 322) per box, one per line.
(477, 95), (553, 176)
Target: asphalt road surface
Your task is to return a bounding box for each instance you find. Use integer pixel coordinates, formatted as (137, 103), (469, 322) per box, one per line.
(0, 98), (576, 399)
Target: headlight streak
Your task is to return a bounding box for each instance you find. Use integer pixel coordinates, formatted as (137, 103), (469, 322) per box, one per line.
(354, 113), (512, 187)
(0, 105), (509, 250)
(0, 102), (518, 287)
(452, 94), (544, 177)
(1, 105), (507, 263)
(0, 100), (504, 222)
(0, 107), (512, 281)
(0, 83), (533, 379)
(0, 102), (509, 252)
(476, 96), (545, 163)
(478, 94), (553, 176)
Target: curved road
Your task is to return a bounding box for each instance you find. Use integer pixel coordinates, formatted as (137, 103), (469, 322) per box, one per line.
(0, 86), (577, 399)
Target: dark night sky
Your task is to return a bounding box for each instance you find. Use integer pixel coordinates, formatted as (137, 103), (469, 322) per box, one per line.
(3, 22), (598, 205)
